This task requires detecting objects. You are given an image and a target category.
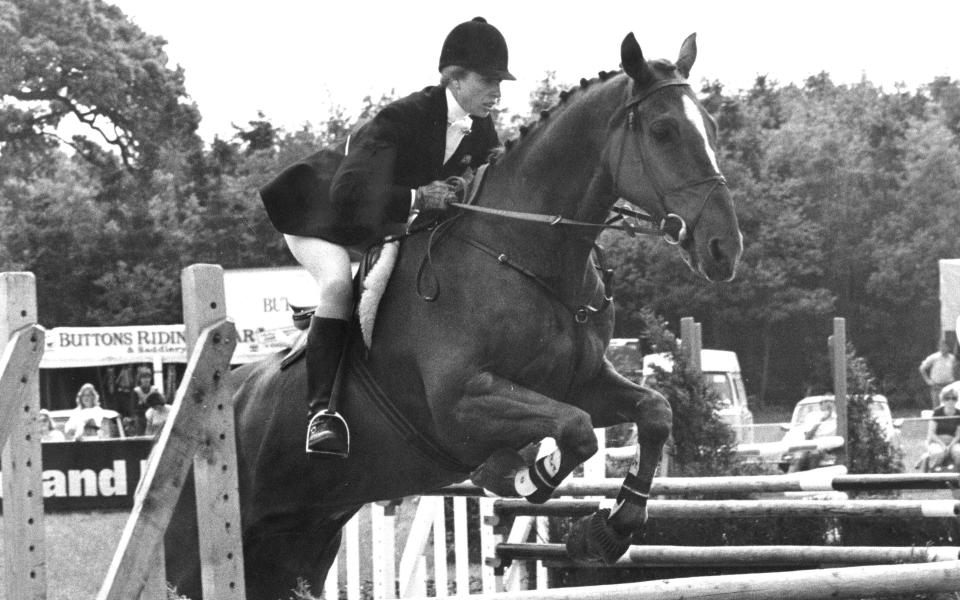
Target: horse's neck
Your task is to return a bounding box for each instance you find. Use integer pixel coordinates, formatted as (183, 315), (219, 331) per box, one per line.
(481, 80), (624, 223)
(462, 83), (624, 289)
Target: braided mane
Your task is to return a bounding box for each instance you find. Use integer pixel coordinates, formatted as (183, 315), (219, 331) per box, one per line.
(499, 59), (679, 154)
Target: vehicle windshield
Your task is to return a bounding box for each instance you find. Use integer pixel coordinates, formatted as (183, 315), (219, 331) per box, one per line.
(705, 373), (734, 409)
(791, 398), (889, 428)
(792, 402), (836, 427)
(606, 343), (643, 376)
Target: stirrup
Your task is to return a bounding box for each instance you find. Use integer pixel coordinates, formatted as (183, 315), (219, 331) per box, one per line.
(306, 410), (350, 458)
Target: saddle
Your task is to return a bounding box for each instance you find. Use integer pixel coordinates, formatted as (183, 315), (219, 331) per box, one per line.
(280, 241), (397, 370)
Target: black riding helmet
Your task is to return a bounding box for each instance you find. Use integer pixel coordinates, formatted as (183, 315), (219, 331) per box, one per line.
(438, 17), (515, 81)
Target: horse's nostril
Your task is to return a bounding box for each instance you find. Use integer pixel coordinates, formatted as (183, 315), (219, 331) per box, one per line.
(709, 237), (724, 263)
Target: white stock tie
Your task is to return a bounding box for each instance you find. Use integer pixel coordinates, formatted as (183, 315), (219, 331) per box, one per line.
(445, 116), (473, 163)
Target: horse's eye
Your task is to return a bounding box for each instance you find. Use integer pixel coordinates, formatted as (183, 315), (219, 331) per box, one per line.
(649, 120), (675, 143)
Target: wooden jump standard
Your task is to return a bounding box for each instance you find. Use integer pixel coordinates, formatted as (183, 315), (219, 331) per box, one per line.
(0, 272), (46, 600)
(97, 264), (246, 600)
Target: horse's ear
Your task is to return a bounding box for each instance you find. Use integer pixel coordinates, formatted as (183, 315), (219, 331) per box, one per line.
(676, 33), (697, 79)
(621, 32), (652, 86)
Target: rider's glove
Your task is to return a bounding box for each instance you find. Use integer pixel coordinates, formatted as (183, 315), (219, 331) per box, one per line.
(413, 180), (459, 213)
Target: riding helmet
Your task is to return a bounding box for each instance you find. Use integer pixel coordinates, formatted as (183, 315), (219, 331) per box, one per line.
(438, 17), (515, 81)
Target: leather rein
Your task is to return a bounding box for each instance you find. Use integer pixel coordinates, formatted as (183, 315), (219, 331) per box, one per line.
(404, 78), (726, 323)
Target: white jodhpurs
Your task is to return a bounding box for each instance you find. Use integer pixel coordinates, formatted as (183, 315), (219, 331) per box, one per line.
(284, 234), (354, 320)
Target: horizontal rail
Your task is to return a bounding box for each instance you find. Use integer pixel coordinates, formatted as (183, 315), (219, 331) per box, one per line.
(494, 542), (960, 568)
(489, 498), (960, 523)
(405, 560), (960, 600)
(435, 471), (960, 498)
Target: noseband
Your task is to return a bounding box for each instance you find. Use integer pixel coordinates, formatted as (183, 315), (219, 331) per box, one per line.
(607, 79), (727, 245)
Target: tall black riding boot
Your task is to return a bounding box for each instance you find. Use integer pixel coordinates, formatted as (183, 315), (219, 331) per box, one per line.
(304, 316), (350, 457)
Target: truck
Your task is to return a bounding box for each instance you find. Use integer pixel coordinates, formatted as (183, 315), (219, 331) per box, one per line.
(604, 339), (754, 443)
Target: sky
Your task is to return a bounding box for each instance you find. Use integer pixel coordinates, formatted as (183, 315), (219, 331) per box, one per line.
(108, 0), (960, 143)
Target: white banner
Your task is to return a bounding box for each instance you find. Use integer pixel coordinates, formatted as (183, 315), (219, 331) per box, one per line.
(42, 325), (187, 368)
(940, 259), (960, 335)
(41, 266), (327, 367)
(223, 266), (322, 363)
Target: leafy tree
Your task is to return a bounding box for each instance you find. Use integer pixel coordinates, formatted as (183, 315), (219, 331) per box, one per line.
(639, 309), (737, 476)
(843, 343), (904, 474)
(0, 0), (201, 172)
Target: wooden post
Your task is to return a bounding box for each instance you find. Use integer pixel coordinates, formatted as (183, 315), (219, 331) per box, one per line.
(831, 318), (848, 468)
(98, 268), (239, 600)
(0, 272), (46, 600)
(181, 264), (247, 599)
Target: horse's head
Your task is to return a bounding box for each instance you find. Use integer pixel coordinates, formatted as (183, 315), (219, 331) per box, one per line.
(606, 33), (742, 282)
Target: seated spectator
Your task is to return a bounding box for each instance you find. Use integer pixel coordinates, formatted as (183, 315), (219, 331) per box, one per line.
(39, 409), (66, 442)
(63, 383), (112, 441)
(77, 418), (103, 441)
(802, 398), (837, 439)
(143, 390), (170, 437)
(131, 367), (160, 435)
(926, 384), (960, 470)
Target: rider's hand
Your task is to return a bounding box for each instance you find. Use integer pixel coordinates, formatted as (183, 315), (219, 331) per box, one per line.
(414, 180), (458, 213)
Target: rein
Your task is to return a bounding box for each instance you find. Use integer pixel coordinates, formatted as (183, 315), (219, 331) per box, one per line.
(408, 76), (726, 323)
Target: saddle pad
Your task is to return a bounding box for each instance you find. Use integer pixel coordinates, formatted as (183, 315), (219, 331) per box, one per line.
(358, 240), (399, 348)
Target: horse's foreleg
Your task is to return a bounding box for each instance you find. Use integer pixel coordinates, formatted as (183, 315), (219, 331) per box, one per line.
(438, 371), (598, 504)
(565, 361), (672, 563)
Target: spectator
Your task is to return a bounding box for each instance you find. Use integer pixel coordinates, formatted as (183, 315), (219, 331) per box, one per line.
(926, 384), (960, 470)
(802, 398), (837, 439)
(76, 418), (103, 441)
(131, 366), (160, 435)
(788, 398), (838, 472)
(143, 390), (170, 437)
(38, 409), (65, 442)
(63, 383), (111, 441)
(919, 339), (958, 409)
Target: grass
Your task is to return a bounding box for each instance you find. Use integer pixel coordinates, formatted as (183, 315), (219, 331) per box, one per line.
(0, 510), (128, 599)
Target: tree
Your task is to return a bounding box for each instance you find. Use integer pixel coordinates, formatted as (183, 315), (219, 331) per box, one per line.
(0, 0), (202, 172)
(639, 310), (737, 476)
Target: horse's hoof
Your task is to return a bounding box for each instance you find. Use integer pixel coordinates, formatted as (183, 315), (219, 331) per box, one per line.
(565, 508), (632, 564)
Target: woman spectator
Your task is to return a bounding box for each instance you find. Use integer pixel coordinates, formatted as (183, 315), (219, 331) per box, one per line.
(63, 383), (112, 441)
(143, 390), (170, 437)
(926, 384), (960, 470)
(38, 409), (66, 442)
(131, 366), (159, 435)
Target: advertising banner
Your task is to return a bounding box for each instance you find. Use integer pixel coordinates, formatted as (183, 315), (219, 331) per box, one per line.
(42, 324), (187, 368)
(39, 266), (328, 367)
(0, 439), (154, 512)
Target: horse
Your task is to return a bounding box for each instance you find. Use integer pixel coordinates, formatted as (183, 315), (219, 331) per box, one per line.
(166, 32), (743, 600)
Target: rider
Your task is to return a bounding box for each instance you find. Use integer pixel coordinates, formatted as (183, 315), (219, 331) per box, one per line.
(261, 17), (514, 457)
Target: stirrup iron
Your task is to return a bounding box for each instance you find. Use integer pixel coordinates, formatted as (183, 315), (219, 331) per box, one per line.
(306, 410), (350, 458)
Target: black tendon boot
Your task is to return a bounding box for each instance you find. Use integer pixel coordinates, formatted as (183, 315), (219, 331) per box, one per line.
(304, 316), (350, 457)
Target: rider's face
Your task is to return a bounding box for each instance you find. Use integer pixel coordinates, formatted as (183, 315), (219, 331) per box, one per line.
(450, 71), (502, 118)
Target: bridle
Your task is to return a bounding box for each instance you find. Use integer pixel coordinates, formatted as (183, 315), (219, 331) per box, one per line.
(606, 78), (727, 245)
(444, 78), (726, 246)
(405, 76), (727, 321)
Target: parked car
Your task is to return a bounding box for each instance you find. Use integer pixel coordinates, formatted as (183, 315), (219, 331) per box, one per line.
(778, 394), (902, 471)
(47, 408), (127, 440)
